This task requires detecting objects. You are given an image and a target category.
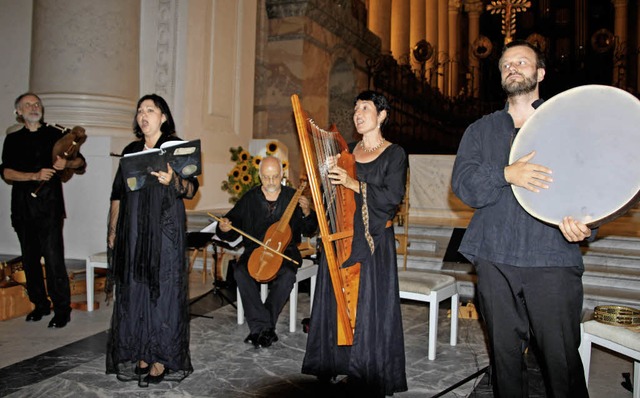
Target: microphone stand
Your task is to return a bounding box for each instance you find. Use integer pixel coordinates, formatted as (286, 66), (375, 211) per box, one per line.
(189, 239), (238, 319)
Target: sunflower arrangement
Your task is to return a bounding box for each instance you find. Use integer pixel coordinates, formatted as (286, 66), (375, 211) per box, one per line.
(221, 146), (261, 203)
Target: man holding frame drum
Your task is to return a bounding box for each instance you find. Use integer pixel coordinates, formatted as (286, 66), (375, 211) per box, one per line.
(452, 40), (595, 397)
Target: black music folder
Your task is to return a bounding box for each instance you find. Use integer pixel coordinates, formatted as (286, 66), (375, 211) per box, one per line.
(119, 139), (201, 192)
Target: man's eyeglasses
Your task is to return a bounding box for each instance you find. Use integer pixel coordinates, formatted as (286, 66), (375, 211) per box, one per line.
(260, 174), (281, 182)
(21, 102), (42, 109)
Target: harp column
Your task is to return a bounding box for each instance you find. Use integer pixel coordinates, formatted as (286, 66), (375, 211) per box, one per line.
(29, 0), (139, 133)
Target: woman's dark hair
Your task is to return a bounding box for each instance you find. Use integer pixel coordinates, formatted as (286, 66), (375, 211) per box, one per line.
(500, 39), (546, 69)
(354, 90), (391, 129)
(133, 94), (176, 138)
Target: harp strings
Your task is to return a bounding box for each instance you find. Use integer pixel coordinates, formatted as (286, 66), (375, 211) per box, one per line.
(308, 119), (341, 235)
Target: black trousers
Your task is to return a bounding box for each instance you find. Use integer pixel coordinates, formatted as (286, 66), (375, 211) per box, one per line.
(234, 258), (296, 334)
(14, 216), (71, 314)
(474, 258), (588, 398)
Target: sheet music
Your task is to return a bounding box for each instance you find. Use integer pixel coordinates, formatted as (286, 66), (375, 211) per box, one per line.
(200, 221), (243, 248)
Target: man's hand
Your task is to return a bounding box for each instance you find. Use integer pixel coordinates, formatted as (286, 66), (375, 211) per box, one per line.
(504, 150), (553, 192)
(218, 217), (232, 233)
(559, 216), (591, 242)
(298, 196), (311, 217)
(53, 155), (67, 171)
(35, 168), (56, 181)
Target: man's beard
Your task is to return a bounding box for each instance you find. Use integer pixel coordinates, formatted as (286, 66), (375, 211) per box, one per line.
(502, 73), (538, 97)
(263, 184), (280, 194)
(23, 112), (42, 124)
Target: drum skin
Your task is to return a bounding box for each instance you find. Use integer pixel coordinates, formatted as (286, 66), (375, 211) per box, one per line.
(509, 85), (640, 228)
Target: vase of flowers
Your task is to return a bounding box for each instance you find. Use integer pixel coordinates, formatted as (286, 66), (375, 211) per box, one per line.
(221, 141), (290, 203)
(220, 146), (261, 204)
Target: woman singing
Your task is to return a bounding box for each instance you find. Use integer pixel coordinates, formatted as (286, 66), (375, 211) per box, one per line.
(106, 94), (198, 387)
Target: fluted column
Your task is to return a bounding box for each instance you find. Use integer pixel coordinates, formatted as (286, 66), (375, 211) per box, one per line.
(410, 0), (426, 72)
(447, 0), (460, 96)
(391, 0), (411, 64)
(30, 0), (140, 133)
(466, 0), (483, 98)
(437, 0), (448, 94)
(611, 0), (628, 88)
(425, 0), (438, 84)
(369, 0), (392, 54)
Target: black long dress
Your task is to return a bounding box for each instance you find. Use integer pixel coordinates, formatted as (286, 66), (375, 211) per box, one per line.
(106, 135), (198, 383)
(302, 143), (408, 396)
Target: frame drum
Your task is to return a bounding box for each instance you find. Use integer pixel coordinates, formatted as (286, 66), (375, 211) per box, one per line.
(509, 85), (640, 228)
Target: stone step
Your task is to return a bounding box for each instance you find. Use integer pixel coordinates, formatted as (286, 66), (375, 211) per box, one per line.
(582, 250), (640, 269)
(395, 225), (454, 238)
(397, 235), (438, 252)
(586, 235), (640, 252)
(187, 210), (215, 231)
(396, 252), (443, 271)
(582, 263), (640, 289)
(583, 285), (640, 309)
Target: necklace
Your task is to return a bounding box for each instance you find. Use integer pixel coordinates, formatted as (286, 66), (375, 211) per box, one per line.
(360, 138), (385, 153)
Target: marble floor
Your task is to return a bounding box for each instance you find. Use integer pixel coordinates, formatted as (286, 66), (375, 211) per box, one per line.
(0, 270), (635, 397)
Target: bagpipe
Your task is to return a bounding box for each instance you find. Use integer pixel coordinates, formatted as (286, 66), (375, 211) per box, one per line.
(31, 124), (87, 197)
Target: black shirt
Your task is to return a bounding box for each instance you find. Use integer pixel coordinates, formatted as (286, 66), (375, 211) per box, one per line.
(1, 125), (74, 222)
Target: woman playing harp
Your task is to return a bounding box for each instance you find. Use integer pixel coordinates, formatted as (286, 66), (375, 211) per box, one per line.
(301, 91), (408, 396)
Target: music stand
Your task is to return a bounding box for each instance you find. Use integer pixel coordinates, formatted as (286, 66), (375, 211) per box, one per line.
(188, 231), (240, 319)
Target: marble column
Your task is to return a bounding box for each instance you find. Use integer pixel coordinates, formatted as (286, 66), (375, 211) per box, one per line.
(29, 0), (141, 259)
(369, 0), (392, 54)
(611, 0), (628, 88)
(30, 0), (140, 132)
(447, 0), (460, 96)
(410, 0), (426, 72)
(391, 0), (411, 64)
(437, 0), (448, 94)
(425, 0), (438, 84)
(466, 0), (482, 98)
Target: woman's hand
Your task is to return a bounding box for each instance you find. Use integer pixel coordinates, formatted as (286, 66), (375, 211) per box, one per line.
(328, 165), (359, 193)
(151, 163), (174, 186)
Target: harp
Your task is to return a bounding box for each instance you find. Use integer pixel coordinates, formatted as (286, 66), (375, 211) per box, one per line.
(291, 94), (360, 346)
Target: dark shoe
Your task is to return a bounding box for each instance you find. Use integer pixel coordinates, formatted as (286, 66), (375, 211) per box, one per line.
(258, 328), (278, 348)
(48, 312), (71, 328)
(143, 366), (166, 384)
(244, 333), (260, 349)
(26, 307), (51, 322)
(134, 364), (150, 375)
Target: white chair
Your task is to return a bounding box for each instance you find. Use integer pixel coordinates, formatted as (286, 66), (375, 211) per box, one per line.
(579, 319), (640, 398)
(85, 252), (108, 311)
(237, 259), (318, 332)
(398, 270), (459, 360)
